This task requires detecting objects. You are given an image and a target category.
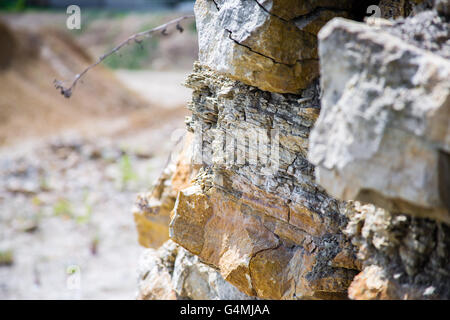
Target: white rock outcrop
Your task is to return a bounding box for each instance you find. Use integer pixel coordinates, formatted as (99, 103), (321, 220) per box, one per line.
(309, 16), (450, 223)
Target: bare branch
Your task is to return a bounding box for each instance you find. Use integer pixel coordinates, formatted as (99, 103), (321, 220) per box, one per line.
(54, 15), (195, 98)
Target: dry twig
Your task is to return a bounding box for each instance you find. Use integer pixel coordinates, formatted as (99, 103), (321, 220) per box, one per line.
(54, 15), (194, 98)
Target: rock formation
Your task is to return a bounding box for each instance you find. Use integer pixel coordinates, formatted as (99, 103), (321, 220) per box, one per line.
(309, 12), (450, 223)
(343, 201), (450, 299)
(135, 0), (449, 300)
(133, 133), (200, 248)
(195, 0), (375, 93)
(137, 240), (255, 300)
(168, 63), (359, 299)
(308, 2), (450, 299)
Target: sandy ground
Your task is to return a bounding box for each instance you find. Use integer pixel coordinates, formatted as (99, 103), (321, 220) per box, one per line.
(0, 70), (191, 300)
(116, 70), (192, 109)
(0, 14), (193, 299)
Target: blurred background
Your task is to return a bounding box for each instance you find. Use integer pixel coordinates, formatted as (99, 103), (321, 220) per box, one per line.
(0, 0), (197, 299)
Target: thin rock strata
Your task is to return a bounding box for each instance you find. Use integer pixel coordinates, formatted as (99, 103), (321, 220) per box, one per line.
(134, 0), (450, 300)
(169, 63), (360, 300)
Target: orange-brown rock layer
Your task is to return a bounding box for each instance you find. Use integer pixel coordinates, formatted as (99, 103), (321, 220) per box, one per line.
(133, 133), (199, 248)
(168, 64), (360, 299)
(195, 0), (365, 93)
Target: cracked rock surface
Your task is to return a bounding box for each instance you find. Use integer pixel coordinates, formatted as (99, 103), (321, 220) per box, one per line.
(308, 3), (450, 299)
(137, 240), (254, 300)
(343, 202), (450, 299)
(168, 64), (360, 299)
(309, 12), (450, 222)
(195, 0), (366, 93)
(134, 0), (449, 300)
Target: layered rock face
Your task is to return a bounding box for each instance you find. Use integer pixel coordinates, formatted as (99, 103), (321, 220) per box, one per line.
(309, 3), (450, 299)
(134, 134), (255, 300)
(135, 0), (449, 300)
(343, 202), (450, 299)
(169, 64), (359, 299)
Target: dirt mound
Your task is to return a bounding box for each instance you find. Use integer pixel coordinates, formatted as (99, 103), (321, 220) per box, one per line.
(0, 21), (16, 70)
(0, 20), (149, 146)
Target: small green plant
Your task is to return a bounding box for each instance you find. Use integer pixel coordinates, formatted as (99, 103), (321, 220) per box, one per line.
(75, 191), (93, 225)
(39, 175), (51, 191)
(118, 154), (138, 189)
(0, 249), (14, 266)
(187, 20), (197, 33)
(66, 265), (80, 275)
(31, 196), (42, 207)
(53, 198), (73, 218)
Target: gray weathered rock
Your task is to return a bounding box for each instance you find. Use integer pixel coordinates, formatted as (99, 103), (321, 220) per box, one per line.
(137, 240), (254, 300)
(343, 201), (450, 300)
(308, 16), (450, 223)
(137, 241), (179, 300)
(172, 245), (254, 300)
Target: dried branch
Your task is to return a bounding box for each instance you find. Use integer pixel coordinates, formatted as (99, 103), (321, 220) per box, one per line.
(54, 15), (195, 98)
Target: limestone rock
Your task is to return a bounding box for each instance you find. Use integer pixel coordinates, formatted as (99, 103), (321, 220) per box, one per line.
(172, 243), (255, 300)
(383, 9), (450, 59)
(137, 241), (179, 300)
(195, 0), (362, 93)
(347, 265), (393, 300)
(137, 240), (254, 300)
(134, 0), (449, 301)
(308, 14), (450, 223)
(171, 172), (358, 299)
(169, 64), (359, 299)
(256, 0), (356, 20)
(133, 133), (199, 248)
